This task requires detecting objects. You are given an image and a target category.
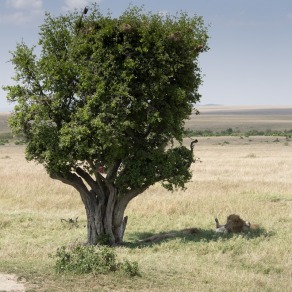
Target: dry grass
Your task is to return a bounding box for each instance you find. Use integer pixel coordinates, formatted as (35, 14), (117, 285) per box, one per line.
(0, 136), (292, 291)
(0, 108), (292, 291)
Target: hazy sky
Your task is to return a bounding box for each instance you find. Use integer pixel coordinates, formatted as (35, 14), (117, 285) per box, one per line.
(1, 0), (292, 111)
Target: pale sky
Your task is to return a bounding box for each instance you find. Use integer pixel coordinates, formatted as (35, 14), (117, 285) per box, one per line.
(1, 0), (292, 111)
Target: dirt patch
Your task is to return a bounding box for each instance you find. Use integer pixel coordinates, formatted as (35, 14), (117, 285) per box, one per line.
(0, 273), (26, 292)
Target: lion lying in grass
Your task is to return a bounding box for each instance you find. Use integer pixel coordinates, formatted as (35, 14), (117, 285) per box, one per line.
(215, 214), (259, 234)
(139, 214), (259, 243)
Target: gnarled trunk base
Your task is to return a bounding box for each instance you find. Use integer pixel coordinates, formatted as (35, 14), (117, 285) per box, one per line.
(84, 194), (128, 246)
(49, 172), (140, 246)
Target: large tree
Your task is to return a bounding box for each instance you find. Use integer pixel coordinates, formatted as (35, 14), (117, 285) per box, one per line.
(4, 5), (208, 245)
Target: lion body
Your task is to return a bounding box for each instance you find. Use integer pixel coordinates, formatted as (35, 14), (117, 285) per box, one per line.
(215, 214), (253, 233)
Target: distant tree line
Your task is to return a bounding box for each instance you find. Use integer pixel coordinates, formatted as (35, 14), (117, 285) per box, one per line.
(1, 128), (292, 146)
(184, 128), (292, 138)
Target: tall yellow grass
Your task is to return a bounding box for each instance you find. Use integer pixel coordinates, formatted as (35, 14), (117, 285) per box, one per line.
(0, 137), (291, 291)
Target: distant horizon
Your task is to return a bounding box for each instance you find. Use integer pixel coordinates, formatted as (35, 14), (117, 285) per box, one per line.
(2, 103), (292, 114)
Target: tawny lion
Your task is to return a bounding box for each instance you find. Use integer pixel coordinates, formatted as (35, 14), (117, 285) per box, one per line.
(215, 214), (258, 234)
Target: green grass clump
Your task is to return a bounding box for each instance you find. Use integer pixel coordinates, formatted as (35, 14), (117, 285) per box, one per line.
(118, 259), (140, 277)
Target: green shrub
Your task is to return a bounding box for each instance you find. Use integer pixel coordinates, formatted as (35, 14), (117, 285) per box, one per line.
(51, 245), (116, 274)
(50, 245), (140, 277)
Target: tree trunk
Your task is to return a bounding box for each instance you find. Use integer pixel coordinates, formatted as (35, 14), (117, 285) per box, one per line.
(50, 172), (142, 246)
(82, 186), (128, 246)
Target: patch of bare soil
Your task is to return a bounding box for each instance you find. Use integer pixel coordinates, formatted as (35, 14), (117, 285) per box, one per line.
(0, 273), (26, 292)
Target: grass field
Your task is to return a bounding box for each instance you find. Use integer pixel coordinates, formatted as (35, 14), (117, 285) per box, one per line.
(0, 107), (292, 291)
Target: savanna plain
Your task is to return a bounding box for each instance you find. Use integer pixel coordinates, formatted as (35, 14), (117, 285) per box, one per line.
(0, 106), (292, 291)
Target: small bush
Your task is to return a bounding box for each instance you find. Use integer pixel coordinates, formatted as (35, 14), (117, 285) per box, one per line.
(0, 155), (11, 159)
(15, 140), (26, 145)
(246, 153), (256, 158)
(119, 260), (141, 277)
(0, 139), (9, 145)
(0, 133), (13, 139)
(50, 245), (140, 277)
(219, 141), (230, 146)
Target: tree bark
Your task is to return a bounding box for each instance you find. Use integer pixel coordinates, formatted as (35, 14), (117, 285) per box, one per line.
(80, 184), (124, 246)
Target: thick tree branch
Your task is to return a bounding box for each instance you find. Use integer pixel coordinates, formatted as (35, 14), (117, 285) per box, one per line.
(50, 172), (83, 190)
(76, 167), (102, 195)
(87, 160), (104, 180)
(87, 160), (107, 195)
(106, 159), (122, 182)
(50, 172), (90, 205)
(124, 186), (148, 205)
(113, 186), (147, 225)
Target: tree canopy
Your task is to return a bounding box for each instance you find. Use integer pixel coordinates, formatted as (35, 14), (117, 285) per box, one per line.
(4, 5), (208, 245)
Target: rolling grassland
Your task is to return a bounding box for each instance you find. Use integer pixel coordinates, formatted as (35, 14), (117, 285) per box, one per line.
(0, 107), (292, 291)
